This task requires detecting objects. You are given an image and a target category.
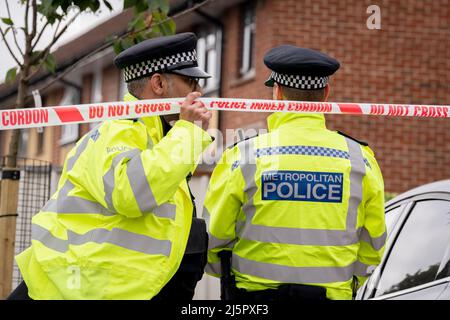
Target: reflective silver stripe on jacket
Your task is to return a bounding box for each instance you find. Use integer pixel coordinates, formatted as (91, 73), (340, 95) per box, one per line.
(208, 234), (237, 250)
(152, 203), (177, 220)
(126, 154), (159, 213)
(103, 147), (161, 216)
(240, 224), (359, 246)
(42, 133), (114, 216)
(237, 139), (257, 224)
(102, 147), (174, 218)
(345, 137), (366, 231)
(32, 223), (171, 256)
(42, 180), (113, 216)
(205, 261), (222, 275)
(359, 227), (387, 251)
(32, 224), (68, 253)
(66, 134), (90, 171)
(353, 260), (373, 278)
(232, 254), (365, 284)
(103, 149), (141, 212)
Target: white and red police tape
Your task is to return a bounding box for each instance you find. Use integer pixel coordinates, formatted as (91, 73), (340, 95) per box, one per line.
(1, 98), (449, 130)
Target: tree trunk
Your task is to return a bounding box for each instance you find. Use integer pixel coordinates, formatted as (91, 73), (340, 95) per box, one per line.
(6, 47), (30, 168)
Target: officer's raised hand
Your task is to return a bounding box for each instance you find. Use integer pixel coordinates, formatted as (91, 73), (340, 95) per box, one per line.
(180, 91), (212, 131)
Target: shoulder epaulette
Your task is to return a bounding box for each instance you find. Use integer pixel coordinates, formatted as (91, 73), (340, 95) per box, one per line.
(337, 130), (369, 146)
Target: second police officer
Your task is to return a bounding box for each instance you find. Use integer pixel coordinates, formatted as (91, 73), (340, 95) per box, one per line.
(204, 45), (387, 301)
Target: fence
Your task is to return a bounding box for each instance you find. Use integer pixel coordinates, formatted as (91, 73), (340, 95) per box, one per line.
(0, 157), (52, 290)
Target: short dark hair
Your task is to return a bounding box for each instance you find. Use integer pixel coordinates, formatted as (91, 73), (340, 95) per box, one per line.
(281, 85), (326, 102)
(127, 76), (150, 98)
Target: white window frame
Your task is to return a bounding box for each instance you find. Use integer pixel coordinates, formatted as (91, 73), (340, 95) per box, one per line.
(18, 129), (29, 157)
(92, 66), (103, 103)
(119, 73), (128, 99)
(89, 66), (103, 130)
(240, 1), (256, 76)
(196, 26), (222, 96)
(59, 87), (80, 145)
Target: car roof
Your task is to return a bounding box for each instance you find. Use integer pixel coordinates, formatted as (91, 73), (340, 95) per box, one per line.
(386, 179), (450, 208)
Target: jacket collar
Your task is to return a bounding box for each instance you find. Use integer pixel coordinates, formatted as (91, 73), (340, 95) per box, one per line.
(267, 112), (326, 131)
(124, 93), (164, 143)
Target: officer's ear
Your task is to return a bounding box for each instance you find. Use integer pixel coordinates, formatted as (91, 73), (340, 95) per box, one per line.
(149, 73), (166, 96)
(273, 83), (284, 100)
(323, 84), (330, 102)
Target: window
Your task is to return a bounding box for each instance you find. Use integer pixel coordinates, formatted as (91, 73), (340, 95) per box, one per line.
(385, 205), (404, 237)
(196, 26), (222, 95)
(18, 129), (29, 157)
(375, 200), (450, 296)
(239, 1), (256, 76)
(119, 74), (127, 99)
(89, 67), (103, 129)
(60, 87), (80, 145)
(91, 67), (103, 103)
(36, 128), (45, 155)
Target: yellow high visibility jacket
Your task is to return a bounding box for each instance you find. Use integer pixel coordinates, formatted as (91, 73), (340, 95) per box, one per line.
(15, 93), (212, 300)
(204, 112), (386, 300)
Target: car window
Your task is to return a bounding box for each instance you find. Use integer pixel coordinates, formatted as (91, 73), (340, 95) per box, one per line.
(385, 205), (404, 236)
(375, 200), (450, 297)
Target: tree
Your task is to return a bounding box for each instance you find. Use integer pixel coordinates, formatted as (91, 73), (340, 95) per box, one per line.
(1, 0), (174, 168)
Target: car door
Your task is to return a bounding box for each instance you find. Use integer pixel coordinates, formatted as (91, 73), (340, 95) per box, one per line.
(370, 199), (450, 300)
(356, 203), (410, 299)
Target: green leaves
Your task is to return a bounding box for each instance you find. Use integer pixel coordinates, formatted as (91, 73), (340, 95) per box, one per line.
(123, 0), (137, 9)
(128, 13), (147, 31)
(113, 0), (175, 54)
(30, 51), (43, 65)
(149, 0), (169, 14)
(37, 0), (62, 24)
(113, 39), (123, 54)
(29, 51), (57, 73)
(124, 0), (148, 12)
(5, 67), (17, 84)
(1, 18), (14, 26)
(103, 0), (113, 11)
(37, 0), (106, 24)
(156, 0), (170, 15)
(159, 18), (175, 35)
(43, 54), (57, 73)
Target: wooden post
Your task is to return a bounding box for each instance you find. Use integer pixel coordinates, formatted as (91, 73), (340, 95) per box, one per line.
(0, 168), (20, 299)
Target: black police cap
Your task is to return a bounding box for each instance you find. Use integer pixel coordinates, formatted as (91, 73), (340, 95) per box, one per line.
(264, 45), (340, 90)
(114, 32), (210, 82)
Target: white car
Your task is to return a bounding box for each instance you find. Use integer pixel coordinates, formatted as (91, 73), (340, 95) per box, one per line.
(356, 179), (450, 300)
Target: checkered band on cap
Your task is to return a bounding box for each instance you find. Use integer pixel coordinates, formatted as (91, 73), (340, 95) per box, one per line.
(123, 50), (197, 82)
(270, 71), (328, 89)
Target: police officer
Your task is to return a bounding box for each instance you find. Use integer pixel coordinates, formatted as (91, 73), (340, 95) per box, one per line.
(10, 33), (212, 300)
(204, 45), (386, 300)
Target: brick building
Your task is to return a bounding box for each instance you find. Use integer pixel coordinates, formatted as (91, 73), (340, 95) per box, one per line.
(0, 0), (449, 299)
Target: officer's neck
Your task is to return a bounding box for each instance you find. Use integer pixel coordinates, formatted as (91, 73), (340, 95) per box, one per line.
(267, 112), (326, 131)
(160, 115), (173, 136)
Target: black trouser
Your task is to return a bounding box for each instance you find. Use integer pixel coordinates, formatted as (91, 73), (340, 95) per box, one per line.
(153, 217), (208, 301)
(8, 218), (208, 301)
(7, 281), (31, 300)
(8, 268), (203, 301)
(230, 284), (329, 302)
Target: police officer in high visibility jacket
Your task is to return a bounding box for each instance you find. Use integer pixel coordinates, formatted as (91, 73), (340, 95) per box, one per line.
(11, 33), (213, 300)
(204, 45), (386, 300)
